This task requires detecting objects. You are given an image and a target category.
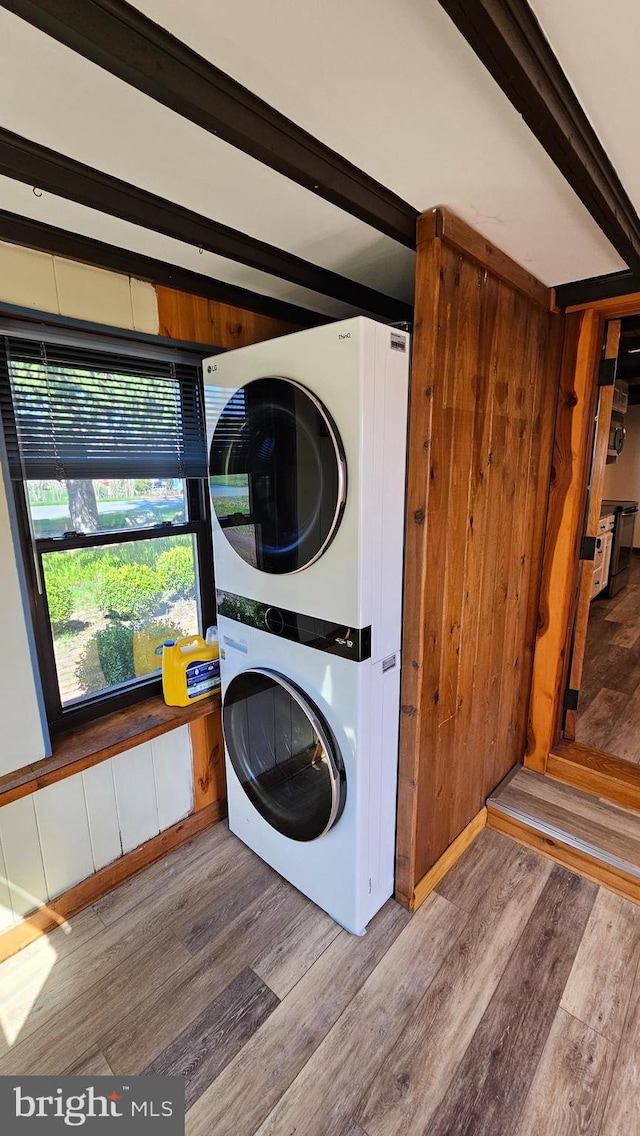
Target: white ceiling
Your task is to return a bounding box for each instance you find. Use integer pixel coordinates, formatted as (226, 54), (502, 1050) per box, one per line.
(0, 0), (629, 318)
(529, 1), (640, 223)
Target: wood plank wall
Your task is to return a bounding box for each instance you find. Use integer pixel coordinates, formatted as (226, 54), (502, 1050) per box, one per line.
(155, 286), (301, 348)
(396, 208), (564, 908)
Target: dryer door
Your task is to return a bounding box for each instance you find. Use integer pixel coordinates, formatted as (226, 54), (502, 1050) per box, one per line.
(222, 668), (346, 842)
(209, 376), (346, 573)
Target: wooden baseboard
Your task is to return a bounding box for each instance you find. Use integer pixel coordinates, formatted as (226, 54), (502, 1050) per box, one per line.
(0, 799), (226, 963)
(487, 806), (640, 906)
(405, 807), (487, 913)
(548, 741), (640, 814)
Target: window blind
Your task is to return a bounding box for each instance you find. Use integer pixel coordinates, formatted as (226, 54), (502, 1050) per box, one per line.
(0, 335), (208, 480)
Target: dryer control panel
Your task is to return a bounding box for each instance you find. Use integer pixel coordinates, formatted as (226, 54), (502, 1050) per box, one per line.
(216, 589), (371, 662)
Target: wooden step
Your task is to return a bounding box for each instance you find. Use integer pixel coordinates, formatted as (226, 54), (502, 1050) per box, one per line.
(487, 765), (640, 904)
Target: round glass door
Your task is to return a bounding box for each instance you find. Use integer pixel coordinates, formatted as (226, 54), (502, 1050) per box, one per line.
(223, 668), (346, 842)
(209, 376), (346, 573)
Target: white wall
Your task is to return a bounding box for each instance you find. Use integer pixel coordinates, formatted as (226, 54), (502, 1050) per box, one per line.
(603, 404), (640, 546)
(0, 242), (200, 931)
(0, 727), (194, 931)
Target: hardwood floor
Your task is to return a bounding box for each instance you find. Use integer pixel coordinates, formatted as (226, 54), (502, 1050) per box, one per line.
(3, 819), (640, 1133)
(577, 552), (640, 762)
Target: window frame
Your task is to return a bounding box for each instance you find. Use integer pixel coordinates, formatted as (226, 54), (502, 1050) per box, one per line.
(1, 318), (218, 733)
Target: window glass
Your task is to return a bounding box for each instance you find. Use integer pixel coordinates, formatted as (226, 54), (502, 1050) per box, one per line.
(26, 479), (187, 540)
(42, 534), (198, 705)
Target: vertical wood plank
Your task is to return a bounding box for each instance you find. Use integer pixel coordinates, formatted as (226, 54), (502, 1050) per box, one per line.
(190, 713), (226, 812)
(111, 742), (159, 854)
(33, 778), (95, 899)
(155, 286), (300, 349)
(82, 762), (121, 872)
(151, 726), (194, 829)
(0, 796), (48, 916)
(397, 208), (563, 898)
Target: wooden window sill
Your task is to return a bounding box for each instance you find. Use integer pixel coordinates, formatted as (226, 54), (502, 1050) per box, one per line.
(0, 691), (221, 809)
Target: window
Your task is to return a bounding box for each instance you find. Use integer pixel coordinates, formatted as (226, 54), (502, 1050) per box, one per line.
(0, 324), (215, 729)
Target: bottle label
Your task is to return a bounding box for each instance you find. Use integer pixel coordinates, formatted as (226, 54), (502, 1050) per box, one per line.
(185, 658), (221, 699)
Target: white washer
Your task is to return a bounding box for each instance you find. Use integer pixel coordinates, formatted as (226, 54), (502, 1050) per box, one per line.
(218, 612), (401, 934)
(204, 316), (409, 661)
(203, 316), (409, 934)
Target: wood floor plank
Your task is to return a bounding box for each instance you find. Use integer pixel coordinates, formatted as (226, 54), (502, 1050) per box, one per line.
(0, 928), (192, 1075)
(357, 845), (553, 1136)
(146, 967), (279, 1109)
(574, 688), (630, 753)
(252, 903), (342, 998)
(178, 855), (277, 955)
(424, 865), (597, 1136)
(254, 893), (467, 1136)
(599, 953), (640, 1135)
(0, 903), (195, 1056)
(561, 888), (640, 1043)
(514, 1008), (612, 1136)
(102, 878), (307, 1073)
(435, 828), (519, 912)
(93, 819), (233, 926)
(63, 1048), (114, 1077)
(186, 900), (410, 1136)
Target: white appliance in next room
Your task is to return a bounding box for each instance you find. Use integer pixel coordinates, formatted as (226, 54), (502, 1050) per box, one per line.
(203, 317), (409, 934)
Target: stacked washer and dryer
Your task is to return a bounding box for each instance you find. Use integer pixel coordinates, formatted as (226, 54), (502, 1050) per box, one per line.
(203, 317), (409, 935)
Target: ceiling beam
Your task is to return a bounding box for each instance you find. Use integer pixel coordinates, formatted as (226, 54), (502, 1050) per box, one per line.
(1, 0), (419, 249)
(437, 0), (640, 276)
(555, 270), (640, 310)
(0, 128), (412, 322)
(0, 208), (329, 326)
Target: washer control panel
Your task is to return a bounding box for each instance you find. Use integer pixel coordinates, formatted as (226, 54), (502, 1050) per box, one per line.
(216, 589), (371, 662)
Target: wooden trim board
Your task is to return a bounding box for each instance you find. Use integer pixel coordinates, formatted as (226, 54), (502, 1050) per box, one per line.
(548, 741), (640, 815)
(0, 693), (221, 809)
(404, 807), (487, 912)
(0, 799), (226, 963)
(432, 207), (549, 307)
(566, 292), (640, 318)
(487, 807), (640, 906)
(525, 309), (603, 771)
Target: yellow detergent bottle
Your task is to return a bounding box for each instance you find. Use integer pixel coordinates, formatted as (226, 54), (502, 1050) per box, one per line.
(161, 630), (220, 706)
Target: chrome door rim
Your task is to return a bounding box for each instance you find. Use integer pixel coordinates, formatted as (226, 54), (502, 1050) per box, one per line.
(222, 665), (343, 838)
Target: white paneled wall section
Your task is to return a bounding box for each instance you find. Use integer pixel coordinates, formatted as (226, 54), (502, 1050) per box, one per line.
(0, 727), (194, 930)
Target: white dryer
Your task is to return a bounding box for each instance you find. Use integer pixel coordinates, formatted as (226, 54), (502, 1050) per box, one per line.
(203, 316), (409, 933)
(218, 609), (401, 934)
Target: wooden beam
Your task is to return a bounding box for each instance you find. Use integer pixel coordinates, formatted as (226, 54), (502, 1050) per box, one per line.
(0, 799), (226, 963)
(555, 271), (640, 312)
(0, 128), (412, 322)
(525, 309), (603, 771)
(0, 208), (323, 327)
(1, 0), (418, 248)
(438, 0), (640, 275)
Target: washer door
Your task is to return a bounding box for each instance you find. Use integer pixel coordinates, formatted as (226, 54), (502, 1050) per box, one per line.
(209, 376), (346, 574)
(223, 668), (346, 842)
